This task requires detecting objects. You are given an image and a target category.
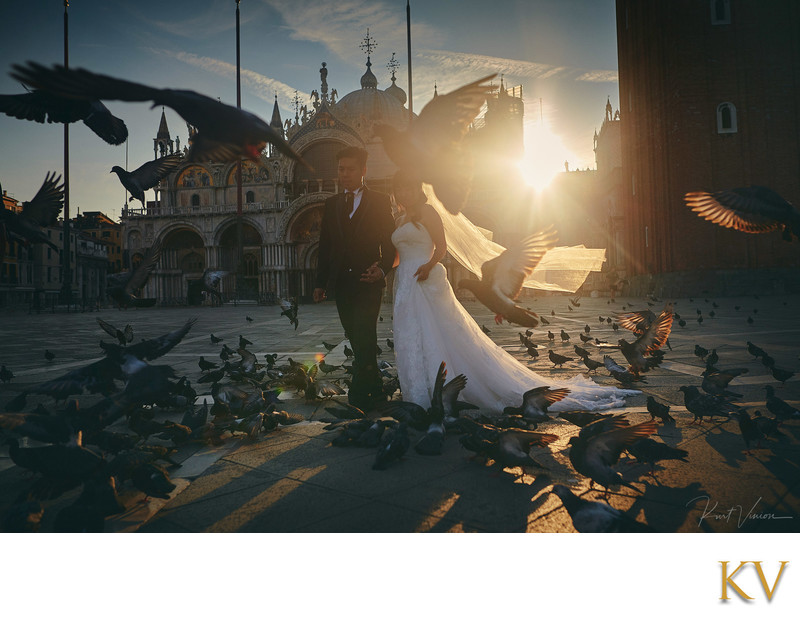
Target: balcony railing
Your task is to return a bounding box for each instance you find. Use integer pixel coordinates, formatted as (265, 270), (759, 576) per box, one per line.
(123, 201), (291, 219)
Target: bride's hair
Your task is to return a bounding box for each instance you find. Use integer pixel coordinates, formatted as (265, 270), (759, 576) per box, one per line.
(392, 170), (427, 227)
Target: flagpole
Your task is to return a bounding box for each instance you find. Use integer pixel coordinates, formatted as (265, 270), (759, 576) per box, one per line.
(406, 0), (413, 123)
(235, 0), (244, 302)
(60, 0), (72, 306)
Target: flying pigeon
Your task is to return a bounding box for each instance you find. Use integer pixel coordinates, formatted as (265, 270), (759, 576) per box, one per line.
(458, 227), (557, 326)
(0, 171), (64, 259)
(11, 61), (309, 166)
(684, 186), (800, 241)
(0, 88), (127, 144)
(106, 238), (162, 308)
(373, 74), (497, 214)
(111, 154), (183, 208)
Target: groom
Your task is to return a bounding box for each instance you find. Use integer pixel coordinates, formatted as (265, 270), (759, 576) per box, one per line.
(313, 146), (396, 411)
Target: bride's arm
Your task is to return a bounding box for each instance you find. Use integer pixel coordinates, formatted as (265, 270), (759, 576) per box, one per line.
(414, 205), (447, 281)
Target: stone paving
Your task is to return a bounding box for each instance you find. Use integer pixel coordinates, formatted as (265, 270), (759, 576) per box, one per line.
(0, 292), (798, 533)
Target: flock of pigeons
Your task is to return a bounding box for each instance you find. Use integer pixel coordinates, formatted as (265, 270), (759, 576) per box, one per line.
(0, 309), (361, 532)
(310, 294), (798, 531)
(0, 288), (798, 532)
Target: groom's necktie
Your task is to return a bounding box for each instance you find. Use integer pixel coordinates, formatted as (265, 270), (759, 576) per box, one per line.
(344, 191), (355, 219)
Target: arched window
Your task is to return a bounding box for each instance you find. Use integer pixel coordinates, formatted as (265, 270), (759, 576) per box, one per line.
(244, 253), (258, 276)
(717, 102), (737, 134)
(191, 194), (200, 207)
(245, 190), (255, 204)
(711, 0), (731, 25)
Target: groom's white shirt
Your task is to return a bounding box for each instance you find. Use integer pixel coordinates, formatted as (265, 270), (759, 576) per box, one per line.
(345, 187), (364, 218)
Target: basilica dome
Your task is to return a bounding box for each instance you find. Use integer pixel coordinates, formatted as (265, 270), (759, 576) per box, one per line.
(334, 60), (411, 134)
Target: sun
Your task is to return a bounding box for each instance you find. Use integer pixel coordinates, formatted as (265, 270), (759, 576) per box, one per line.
(517, 122), (577, 191)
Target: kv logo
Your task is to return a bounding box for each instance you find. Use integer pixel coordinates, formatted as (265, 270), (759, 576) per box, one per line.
(720, 561), (789, 601)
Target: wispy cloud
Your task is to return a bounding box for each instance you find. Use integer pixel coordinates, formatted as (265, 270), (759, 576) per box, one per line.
(417, 49), (617, 83)
(263, 0), (440, 64)
(146, 48), (303, 106)
(125, 0), (249, 41)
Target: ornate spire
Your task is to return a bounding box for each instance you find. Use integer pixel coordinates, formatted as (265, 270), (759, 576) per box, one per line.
(270, 93), (284, 138)
(154, 107), (174, 159)
(156, 107), (170, 139)
(359, 28), (378, 89)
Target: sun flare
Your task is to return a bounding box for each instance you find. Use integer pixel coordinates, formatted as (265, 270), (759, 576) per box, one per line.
(517, 122), (577, 191)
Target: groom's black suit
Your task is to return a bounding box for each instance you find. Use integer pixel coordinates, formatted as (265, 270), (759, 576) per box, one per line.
(316, 187), (396, 410)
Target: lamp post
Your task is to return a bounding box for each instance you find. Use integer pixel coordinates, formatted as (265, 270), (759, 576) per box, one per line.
(60, 0), (72, 306)
(235, 0), (244, 302)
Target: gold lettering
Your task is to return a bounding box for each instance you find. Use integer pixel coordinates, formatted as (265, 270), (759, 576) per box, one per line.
(752, 561), (788, 602)
(720, 561), (752, 600)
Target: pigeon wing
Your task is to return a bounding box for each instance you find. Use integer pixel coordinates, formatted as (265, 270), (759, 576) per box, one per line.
(522, 385), (570, 410)
(21, 172), (64, 227)
(414, 74), (497, 146)
(441, 373), (468, 414)
(125, 318), (197, 361)
(631, 306), (673, 355)
(603, 355), (629, 375)
(129, 154), (183, 190)
(96, 317), (120, 340)
(123, 237), (162, 295)
(684, 187), (794, 234)
(586, 420), (658, 466)
(482, 227), (557, 301)
(614, 309), (656, 335)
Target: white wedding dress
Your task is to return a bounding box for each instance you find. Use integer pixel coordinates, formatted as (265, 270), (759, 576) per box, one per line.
(391, 220), (639, 413)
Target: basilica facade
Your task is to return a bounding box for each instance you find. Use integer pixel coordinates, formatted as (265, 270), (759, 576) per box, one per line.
(123, 57), (419, 305)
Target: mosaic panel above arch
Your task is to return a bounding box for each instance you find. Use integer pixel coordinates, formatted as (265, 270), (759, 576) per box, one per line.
(277, 192), (330, 241)
(289, 205), (324, 244)
(226, 160), (270, 186)
(177, 165), (213, 188)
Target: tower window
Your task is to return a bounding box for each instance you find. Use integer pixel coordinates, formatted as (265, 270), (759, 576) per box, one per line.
(711, 0), (731, 25)
(717, 102), (737, 134)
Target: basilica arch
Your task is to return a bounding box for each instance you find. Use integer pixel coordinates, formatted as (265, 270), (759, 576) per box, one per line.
(152, 225), (207, 304)
(217, 220), (264, 300)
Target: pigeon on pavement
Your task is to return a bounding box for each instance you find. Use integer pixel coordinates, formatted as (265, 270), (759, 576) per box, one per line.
(551, 484), (654, 532)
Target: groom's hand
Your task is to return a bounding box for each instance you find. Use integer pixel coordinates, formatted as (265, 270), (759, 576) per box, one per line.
(360, 261), (384, 283)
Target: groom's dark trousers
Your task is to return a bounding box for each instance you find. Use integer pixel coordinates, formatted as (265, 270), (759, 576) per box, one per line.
(316, 187), (396, 411)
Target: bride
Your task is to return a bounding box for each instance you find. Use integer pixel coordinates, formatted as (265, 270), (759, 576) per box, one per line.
(387, 170), (639, 413)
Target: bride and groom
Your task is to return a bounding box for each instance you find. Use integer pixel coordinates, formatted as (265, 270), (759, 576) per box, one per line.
(314, 146), (635, 414)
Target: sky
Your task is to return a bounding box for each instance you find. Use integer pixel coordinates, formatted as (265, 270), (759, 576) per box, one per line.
(0, 0), (619, 220)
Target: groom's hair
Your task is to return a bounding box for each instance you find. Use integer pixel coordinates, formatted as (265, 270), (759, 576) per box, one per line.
(336, 146), (368, 169)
